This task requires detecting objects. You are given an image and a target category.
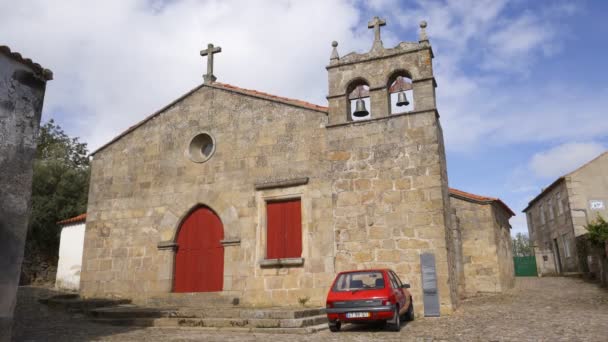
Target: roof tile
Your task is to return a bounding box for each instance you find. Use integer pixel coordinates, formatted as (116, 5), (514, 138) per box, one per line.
(57, 213), (86, 225)
(450, 188), (515, 217)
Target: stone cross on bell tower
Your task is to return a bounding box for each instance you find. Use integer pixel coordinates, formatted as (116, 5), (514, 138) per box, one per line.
(368, 16), (386, 52)
(200, 43), (221, 84)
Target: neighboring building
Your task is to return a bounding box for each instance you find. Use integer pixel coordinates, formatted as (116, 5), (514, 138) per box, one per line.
(80, 18), (512, 316)
(0, 45), (52, 341)
(523, 151), (608, 276)
(449, 188), (515, 295)
(55, 214), (87, 291)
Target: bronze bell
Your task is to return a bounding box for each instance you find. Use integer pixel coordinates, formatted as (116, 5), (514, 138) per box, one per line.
(396, 91), (409, 107)
(353, 98), (369, 117)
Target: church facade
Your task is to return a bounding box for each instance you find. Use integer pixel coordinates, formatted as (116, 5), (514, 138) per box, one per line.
(80, 19), (513, 316)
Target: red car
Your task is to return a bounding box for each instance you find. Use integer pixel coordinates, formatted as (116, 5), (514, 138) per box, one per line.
(325, 269), (414, 332)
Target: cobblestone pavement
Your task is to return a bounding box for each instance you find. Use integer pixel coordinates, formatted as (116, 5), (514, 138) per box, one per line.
(12, 277), (608, 341)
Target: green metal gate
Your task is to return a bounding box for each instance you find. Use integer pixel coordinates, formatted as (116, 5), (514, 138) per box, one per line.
(514, 256), (538, 276)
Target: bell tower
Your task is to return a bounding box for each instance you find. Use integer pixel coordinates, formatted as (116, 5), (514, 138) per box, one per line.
(325, 18), (459, 317)
(326, 19), (437, 124)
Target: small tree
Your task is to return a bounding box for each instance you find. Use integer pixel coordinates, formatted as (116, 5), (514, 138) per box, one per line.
(586, 215), (608, 247)
(512, 232), (533, 257)
(27, 119), (90, 258)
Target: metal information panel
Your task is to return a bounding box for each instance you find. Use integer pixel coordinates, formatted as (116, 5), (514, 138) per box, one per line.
(420, 252), (440, 317)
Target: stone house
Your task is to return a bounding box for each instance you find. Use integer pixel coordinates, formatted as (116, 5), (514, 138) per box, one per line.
(449, 188), (515, 295)
(523, 151), (608, 276)
(80, 18), (513, 317)
(56, 214), (87, 291)
(0, 45), (52, 341)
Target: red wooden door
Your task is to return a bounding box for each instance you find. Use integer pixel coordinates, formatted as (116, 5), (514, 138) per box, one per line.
(174, 207), (224, 292)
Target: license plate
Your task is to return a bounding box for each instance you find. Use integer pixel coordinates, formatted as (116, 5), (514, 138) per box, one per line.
(346, 312), (370, 318)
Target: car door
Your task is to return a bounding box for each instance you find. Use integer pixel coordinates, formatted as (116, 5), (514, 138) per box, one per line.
(388, 271), (406, 313)
(391, 271), (410, 312)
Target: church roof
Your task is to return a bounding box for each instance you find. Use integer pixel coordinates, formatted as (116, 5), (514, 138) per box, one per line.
(90, 82), (328, 156)
(57, 213), (86, 225)
(0, 45), (53, 80)
(449, 188), (515, 217)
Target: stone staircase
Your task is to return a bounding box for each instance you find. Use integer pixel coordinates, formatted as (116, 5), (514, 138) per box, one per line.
(40, 294), (328, 334)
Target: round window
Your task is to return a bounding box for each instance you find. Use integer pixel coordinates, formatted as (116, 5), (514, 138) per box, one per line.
(187, 133), (216, 163)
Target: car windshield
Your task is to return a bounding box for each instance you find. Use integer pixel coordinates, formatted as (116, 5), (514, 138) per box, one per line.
(332, 271), (385, 291)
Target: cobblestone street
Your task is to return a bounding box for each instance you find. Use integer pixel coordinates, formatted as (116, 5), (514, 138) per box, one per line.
(13, 277), (608, 341)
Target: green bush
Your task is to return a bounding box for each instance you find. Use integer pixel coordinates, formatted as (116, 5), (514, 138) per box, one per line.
(586, 215), (608, 247)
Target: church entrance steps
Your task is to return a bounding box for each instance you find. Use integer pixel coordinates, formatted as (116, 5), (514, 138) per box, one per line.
(88, 305), (326, 323)
(41, 293), (329, 333)
(144, 292), (238, 307)
(39, 294), (131, 313)
(89, 314), (328, 331)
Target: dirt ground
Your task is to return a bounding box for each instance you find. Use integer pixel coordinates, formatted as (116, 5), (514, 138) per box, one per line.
(12, 277), (608, 341)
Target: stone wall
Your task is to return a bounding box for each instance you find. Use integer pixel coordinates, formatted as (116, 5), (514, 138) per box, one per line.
(327, 112), (455, 315)
(451, 196), (513, 294)
(567, 152), (608, 237)
(0, 50), (50, 342)
(492, 205), (515, 290)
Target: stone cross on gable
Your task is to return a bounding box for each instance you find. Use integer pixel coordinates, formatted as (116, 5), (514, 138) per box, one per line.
(200, 43), (221, 84)
(368, 16), (386, 51)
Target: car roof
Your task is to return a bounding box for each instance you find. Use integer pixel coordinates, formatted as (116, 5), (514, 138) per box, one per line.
(338, 269), (391, 274)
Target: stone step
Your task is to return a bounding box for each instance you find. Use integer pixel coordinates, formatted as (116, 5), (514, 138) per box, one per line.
(174, 307), (325, 319)
(145, 292), (237, 307)
(89, 305), (179, 319)
(40, 295), (131, 313)
(91, 314), (328, 330)
(91, 319), (329, 334)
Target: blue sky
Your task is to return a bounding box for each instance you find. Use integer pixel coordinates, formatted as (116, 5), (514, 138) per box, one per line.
(2, 0), (607, 236)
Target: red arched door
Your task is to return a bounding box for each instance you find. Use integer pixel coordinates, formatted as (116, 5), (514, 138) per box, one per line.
(174, 207), (224, 292)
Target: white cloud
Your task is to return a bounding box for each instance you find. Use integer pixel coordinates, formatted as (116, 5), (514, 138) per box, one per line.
(530, 142), (606, 179)
(1, 0), (594, 156)
(0, 0), (363, 150)
(367, 0), (591, 152)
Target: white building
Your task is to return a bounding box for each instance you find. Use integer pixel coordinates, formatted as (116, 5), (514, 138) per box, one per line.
(55, 214), (86, 290)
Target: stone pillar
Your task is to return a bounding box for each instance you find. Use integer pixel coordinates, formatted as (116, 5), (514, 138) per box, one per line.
(0, 47), (52, 342)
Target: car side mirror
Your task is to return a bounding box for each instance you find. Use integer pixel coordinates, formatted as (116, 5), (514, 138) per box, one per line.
(401, 284), (410, 289)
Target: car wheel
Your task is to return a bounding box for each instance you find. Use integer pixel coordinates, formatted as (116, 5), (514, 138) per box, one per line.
(405, 299), (415, 321)
(328, 321), (341, 332)
(387, 306), (400, 332)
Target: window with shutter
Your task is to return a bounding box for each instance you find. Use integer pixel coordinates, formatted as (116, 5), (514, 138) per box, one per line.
(266, 199), (302, 259)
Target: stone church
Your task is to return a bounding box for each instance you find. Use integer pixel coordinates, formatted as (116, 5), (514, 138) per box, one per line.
(80, 18), (514, 317)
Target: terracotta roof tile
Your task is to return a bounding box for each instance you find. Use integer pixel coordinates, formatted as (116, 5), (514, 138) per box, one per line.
(212, 82), (328, 112)
(57, 213), (86, 225)
(0, 45), (53, 80)
(449, 188), (515, 217)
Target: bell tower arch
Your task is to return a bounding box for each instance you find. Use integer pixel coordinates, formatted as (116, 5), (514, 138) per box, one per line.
(326, 20), (437, 125)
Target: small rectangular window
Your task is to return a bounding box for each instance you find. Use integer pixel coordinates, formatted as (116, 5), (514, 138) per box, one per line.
(266, 199), (302, 259)
(548, 198), (555, 220)
(563, 234), (571, 258)
(540, 205), (546, 225)
(557, 192), (564, 215)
